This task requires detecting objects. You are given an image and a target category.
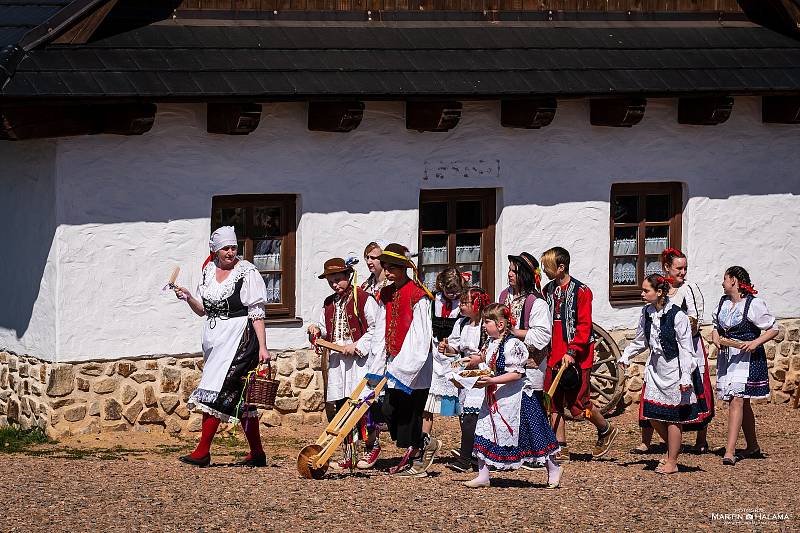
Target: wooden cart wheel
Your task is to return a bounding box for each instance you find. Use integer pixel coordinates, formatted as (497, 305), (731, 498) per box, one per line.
(566, 323), (625, 419)
(297, 444), (329, 480)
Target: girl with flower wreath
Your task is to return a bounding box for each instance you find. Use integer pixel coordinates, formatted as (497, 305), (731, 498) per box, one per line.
(464, 303), (562, 488)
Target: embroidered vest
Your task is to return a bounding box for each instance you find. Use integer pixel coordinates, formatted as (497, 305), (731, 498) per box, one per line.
(543, 278), (589, 345)
(643, 305), (682, 362)
(715, 295), (760, 342)
(380, 281), (428, 357)
(323, 288), (370, 343)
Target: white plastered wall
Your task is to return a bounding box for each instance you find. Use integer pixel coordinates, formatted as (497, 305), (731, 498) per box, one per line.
(1, 97), (798, 361)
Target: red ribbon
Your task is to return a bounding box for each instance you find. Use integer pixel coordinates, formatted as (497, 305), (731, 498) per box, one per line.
(201, 252), (214, 270)
(739, 282), (759, 295)
(486, 384), (514, 442)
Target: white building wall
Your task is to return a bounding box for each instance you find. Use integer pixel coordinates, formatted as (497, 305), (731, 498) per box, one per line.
(1, 97), (799, 361)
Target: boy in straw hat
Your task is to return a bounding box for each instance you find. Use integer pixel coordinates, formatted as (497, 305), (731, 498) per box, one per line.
(307, 257), (380, 470)
(364, 243), (438, 477)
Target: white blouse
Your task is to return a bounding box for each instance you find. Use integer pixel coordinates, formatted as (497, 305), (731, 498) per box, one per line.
(713, 297), (777, 332)
(196, 259), (267, 320)
(670, 281), (704, 325)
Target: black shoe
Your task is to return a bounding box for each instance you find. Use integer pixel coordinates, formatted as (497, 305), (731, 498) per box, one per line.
(179, 453), (211, 467)
(447, 459), (472, 473)
(722, 456), (737, 466)
(236, 454), (268, 467)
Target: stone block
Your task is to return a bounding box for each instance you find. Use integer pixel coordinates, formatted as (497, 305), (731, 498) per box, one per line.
(123, 401), (143, 424)
(104, 399), (123, 420)
(277, 359), (294, 377)
(88, 400), (101, 417)
(9, 373), (18, 393)
(0, 352), (6, 363)
(8, 355), (18, 371)
(274, 397), (300, 412)
(294, 371), (314, 390)
(50, 412), (60, 425)
(282, 412), (303, 425)
(46, 365), (75, 397)
(76, 377), (90, 392)
(80, 363), (105, 376)
(104, 363), (116, 376)
(771, 367), (786, 382)
(187, 414), (203, 432)
(166, 417), (182, 434)
(78, 419), (101, 435)
(783, 370), (800, 391)
(121, 385), (138, 405)
(20, 397), (30, 416)
(789, 329), (800, 342)
(623, 391), (637, 406)
(180, 372), (201, 402)
(300, 390), (324, 412)
(166, 357), (177, 366)
(277, 378), (293, 397)
(311, 351), (324, 371)
(303, 412), (324, 425)
(94, 378), (119, 395)
(18, 363), (29, 378)
(145, 361), (159, 371)
(261, 410), (282, 427)
(7, 399), (20, 422)
(130, 372), (156, 384)
(160, 367), (181, 393)
(771, 390), (790, 404)
(179, 360), (195, 369)
(160, 394), (179, 415)
(0, 367), (7, 388)
(175, 405), (190, 420)
(775, 325), (786, 343)
(30, 383), (42, 397)
(138, 407), (165, 425)
(39, 365), (47, 383)
(50, 398), (77, 409)
(143, 385), (157, 407)
(780, 343), (791, 357)
(196, 360), (204, 371)
(117, 361), (137, 378)
(775, 357), (790, 372)
(766, 345), (777, 360)
(295, 351), (309, 370)
(64, 405), (87, 422)
(790, 355), (800, 372)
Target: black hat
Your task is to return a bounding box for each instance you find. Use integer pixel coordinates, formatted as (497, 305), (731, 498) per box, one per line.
(377, 243), (413, 268)
(508, 252), (539, 275)
(553, 362), (582, 391)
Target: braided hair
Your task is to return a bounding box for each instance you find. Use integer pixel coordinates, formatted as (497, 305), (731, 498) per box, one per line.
(725, 265), (758, 296)
(645, 273), (672, 307)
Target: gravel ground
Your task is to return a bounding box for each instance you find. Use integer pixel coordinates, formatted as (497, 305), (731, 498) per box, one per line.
(1, 403), (798, 533)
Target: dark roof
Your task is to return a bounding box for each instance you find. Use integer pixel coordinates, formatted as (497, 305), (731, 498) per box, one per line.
(3, 21), (800, 99)
(0, 1), (71, 49)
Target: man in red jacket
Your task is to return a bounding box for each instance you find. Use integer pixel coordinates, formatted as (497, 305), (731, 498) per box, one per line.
(541, 247), (618, 462)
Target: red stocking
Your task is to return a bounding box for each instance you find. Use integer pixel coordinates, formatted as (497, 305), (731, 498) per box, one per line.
(241, 417), (265, 460)
(190, 413), (220, 459)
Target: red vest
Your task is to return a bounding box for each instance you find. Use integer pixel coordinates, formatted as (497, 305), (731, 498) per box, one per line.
(380, 281), (428, 357)
(323, 288), (370, 342)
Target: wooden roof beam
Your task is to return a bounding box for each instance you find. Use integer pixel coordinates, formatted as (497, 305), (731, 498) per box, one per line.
(406, 101), (462, 132)
(590, 98), (646, 127)
(307, 101), (364, 132)
(501, 98), (557, 129)
(0, 103), (155, 141)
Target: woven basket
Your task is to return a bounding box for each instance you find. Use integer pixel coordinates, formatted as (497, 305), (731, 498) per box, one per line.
(244, 362), (278, 410)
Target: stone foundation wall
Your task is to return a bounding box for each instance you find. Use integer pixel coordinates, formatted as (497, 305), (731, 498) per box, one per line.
(1, 318), (798, 437)
(0, 349), (326, 438)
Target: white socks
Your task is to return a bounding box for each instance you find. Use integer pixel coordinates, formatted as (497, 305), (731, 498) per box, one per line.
(473, 460), (490, 483)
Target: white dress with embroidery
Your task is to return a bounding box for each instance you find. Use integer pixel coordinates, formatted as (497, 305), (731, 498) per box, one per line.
(446, 318), (486, 414)
(188, 259), (267, 422)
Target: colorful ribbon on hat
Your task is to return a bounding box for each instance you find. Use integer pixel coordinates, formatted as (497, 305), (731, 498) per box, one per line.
(380, 250), (435, 300)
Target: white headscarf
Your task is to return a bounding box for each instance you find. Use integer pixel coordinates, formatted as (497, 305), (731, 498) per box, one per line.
(209, 226), (237, 252)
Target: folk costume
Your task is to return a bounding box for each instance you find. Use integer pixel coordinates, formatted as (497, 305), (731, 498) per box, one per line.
(499, 286), (552, 392)
(620, 300), (702, 423)
(668, 281), (714, 430)
(312, 261), (379, 406)
(713, 294), (777, 401)
(365, 244), (435, 473)
(181, 226), (268, 467)
(426, 291), (462, 417)
(473, 334), (560, 469)
(446, 316), (487, 466)
(542, 277), (595, 418)
(188, 244), (267, 423)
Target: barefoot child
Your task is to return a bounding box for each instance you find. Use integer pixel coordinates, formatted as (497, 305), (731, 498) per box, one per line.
(465, 303), (561, 488)
(618, 274), (699, 475)
(441, 287), (490, 472)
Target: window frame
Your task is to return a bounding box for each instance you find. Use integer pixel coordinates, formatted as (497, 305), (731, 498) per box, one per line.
(418, 188), (496, 297)
(609, 182), (682, 305)
(211, 194), (298, 322)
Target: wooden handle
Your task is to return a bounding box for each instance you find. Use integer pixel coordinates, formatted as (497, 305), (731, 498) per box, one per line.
(547, 363), (568, 397)
(168, 266), (180, 286)
(314, 338), (346, 353)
